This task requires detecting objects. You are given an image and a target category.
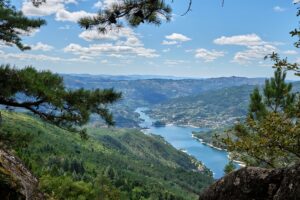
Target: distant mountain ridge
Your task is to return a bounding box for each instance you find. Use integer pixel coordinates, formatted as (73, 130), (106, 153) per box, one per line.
(62, 75), (268, 127)
(62, 74), (269, 81)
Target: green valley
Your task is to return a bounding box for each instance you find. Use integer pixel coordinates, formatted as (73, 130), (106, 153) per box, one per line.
(0, 111), (213, 200)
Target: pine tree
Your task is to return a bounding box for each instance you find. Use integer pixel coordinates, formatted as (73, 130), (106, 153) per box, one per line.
(78, 0), (172, 33)
(0, 65), (122, 132)
(0, 0), (46, 50)
(224, 69), (300, 168)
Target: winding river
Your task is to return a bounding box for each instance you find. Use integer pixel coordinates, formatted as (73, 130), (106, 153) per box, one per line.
(136, 107), (238, 179)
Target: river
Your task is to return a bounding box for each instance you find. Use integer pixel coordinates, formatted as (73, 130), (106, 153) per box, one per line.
(136, 107), (238, 179)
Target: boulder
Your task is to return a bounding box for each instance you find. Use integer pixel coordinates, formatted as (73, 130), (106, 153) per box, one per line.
(0, 148), (44, 200)
(199, 163), (300, 200)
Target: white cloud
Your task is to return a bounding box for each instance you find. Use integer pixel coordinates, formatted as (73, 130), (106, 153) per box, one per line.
(165, 33), (191, 42)
(293, 0), (300, 4)
(214, 34), (263, 46)
(100, 0), (123, 9)
(93, 1), (103, 9)
(195, 48), (225, 62)
(161, 40), (178, 45)
(283, 50), (298, 55)
(273, 6), (286, 12)
(22, 0), (66, 16)
(64, 43), (159, 58)
(55, 9), (96, 22)
(79, 27), (142, 46)
(92, 0), (123, 10)
(0, 51), (87, 62)
(15, 28), (40, 37)
(162, 33), (191, 46)
(30, 42), (54, 51)
(214, 34), (279, 64)
(233, 45), (277, 64)
(22, 0), (95, 23)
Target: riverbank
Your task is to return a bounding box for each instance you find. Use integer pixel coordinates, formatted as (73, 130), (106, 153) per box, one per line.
(136, 107), (236, 179)
(191, 133), (246, 167)
(191, 134), (225, 151)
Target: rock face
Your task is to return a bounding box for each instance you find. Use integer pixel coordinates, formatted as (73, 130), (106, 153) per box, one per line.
(0, 148), (44, 200)
(199, 163), (300, 200)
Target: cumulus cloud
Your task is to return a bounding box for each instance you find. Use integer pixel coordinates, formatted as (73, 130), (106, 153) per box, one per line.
(165, 33), (191, 42)
(22, 0), (95, 22)
(214, 34), (278, 64)
(30, 42), (54, 51)
(22, 0), (65, 16)
(79, 27), (141, 46)
(64, 43), (159, 58)
(78, 26), (158, 58)
(195, 48), (225, 62)
(56, 9), (96, 22)
(214, 34), (263, 46)
(162, 33), (191, 45)
(233, 45), (277, 64)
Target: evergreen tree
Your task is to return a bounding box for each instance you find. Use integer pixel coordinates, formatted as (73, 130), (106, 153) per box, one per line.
(78, 0), (172, 33)
(223, 1), (300, 165)
(0, 0), (46, 50)
(224, 161), (236, 175)
(0, 65), (122, 133)
(224, 69), (300, 168)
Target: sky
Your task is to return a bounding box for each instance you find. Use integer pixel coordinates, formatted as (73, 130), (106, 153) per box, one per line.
(3, 0), (300, 79)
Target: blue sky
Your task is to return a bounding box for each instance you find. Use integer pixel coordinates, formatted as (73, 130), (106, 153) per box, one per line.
(3, 0), (300, 79)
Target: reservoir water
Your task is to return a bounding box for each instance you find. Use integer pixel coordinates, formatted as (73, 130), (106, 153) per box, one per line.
(136, 107), (237, 179)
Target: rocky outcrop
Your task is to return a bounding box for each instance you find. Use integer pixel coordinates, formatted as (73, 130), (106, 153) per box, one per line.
(199, 163), (300, 200)
(0, 148), (44, 200)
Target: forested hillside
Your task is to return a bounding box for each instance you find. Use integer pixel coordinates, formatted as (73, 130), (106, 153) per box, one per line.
(0, 111), (213, 200)
(63, 75), (266, 128)
(147, 82), (300, 128)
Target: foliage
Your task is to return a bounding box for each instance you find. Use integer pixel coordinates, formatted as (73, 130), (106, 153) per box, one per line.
(0, 65), (121, 133)
(223, 1), (300, 168)
(0, 111), (213, 199)
(290, 1), (300, 48)
(224, 69), (300, 168)
(78, 0), (172, 33)
(0, 0), (45, 50)
(224, 161), (236, 175)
